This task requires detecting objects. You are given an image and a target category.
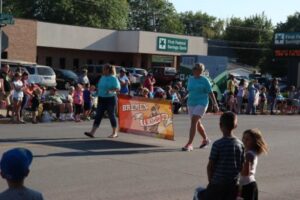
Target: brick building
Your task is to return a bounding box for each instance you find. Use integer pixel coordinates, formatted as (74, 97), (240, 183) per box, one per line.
(2, 18), (208, 70)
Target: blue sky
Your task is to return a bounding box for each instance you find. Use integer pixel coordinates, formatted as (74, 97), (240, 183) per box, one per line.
(170, 0), (299, 25)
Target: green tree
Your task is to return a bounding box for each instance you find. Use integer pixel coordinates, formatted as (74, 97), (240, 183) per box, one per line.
(3, 0), (129, 29)
(128, 0), (184, 34)
(275, 12), (300, 32)
(179, 11), (224, 38)
(223, 13), (273, 67)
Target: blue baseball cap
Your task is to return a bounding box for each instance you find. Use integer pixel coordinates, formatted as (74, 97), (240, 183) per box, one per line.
(0, 148), (33, 181)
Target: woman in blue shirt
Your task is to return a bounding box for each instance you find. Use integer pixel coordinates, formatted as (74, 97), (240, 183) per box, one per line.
(84, 64), (120, 138)
(182, 63), (219, 151)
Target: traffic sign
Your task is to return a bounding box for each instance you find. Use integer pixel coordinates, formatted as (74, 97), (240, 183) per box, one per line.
(0, 13), (14, 25)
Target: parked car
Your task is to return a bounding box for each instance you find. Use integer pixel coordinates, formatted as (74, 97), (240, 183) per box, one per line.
(54, 69), (78, 89)
(149, 66), (178, 85)
(85, 64), (105, 85)
(23, 64), (57, 87)
(125, 67), (147, 83)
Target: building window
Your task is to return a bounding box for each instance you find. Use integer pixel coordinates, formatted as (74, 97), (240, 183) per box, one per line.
(73, 58), (79, 68)
(60, 57), (66, 69)
(87, 59), (93, 65)
(98, 60), (104, 65)
(1, 52), (7, 59)
(46, 57), (52, 67)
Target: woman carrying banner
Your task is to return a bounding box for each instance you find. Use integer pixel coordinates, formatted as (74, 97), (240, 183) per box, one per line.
(84, 64), (120, 138)
(182, 63), (219, 151)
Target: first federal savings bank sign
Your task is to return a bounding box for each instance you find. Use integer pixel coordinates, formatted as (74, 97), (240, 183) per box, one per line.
(157, 37), (188, 53)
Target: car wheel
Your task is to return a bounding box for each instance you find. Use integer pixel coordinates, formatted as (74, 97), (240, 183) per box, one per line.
(64, 82), (71, 90)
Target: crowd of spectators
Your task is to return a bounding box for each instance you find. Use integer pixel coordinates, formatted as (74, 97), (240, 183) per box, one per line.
(222, 74), (300, 115)
(1, 64), (300, 124)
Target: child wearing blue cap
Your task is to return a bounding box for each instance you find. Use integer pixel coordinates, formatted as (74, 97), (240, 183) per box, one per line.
(0, 148), (44, 200)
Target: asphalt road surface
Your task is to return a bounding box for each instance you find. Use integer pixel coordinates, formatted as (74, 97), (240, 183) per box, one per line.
(0, 114), (299, 200)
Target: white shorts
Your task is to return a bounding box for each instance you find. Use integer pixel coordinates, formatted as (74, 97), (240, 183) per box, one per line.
(188, 105), (208, 118)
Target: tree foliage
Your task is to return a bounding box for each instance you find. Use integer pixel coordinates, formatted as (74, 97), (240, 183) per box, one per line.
(223, 13), (273, 67)
(179, 11), (224, 39)
(275, 12), (300, 32)
(128, 0), (183, 34)
(3, 0), (129, 29)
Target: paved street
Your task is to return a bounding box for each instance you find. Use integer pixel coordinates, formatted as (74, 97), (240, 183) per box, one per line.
(0, 114), (300, 200)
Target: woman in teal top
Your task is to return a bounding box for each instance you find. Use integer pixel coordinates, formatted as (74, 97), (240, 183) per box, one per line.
(182, 63), (219, 151)
(84, 64), (120, 138)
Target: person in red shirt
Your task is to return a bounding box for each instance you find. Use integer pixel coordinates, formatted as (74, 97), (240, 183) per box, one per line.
(143, 73), (156, 98)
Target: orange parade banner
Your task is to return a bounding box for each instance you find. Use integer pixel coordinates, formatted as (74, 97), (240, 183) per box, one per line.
(118, 95), (174, 140)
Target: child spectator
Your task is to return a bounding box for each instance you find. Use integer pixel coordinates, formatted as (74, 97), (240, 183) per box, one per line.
(83, 83), (92, 120)
(12, 73), (25, 123)
(259, 87), (267, 114)
(0, 148), (44, 200)
(141, 88), (150, 98)
(204, 112), (244, 200)
(171, 86), (182, 114)
(239, 129), (268, 200)
(90, 85), (98, 117)
(65, 86), (75, 121)
(73, 84), (83, 122)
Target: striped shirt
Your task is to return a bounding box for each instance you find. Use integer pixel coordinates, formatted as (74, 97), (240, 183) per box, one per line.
(209, 137), (244, 184)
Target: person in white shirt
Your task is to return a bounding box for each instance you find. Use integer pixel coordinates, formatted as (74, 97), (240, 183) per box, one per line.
(12, 73), (25, 123)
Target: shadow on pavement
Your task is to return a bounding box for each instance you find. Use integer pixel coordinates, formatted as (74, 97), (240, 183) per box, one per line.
(35, 148), (180, 158)
(32, 139), (159, 151)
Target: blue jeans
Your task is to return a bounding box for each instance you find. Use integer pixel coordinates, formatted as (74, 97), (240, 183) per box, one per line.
(93, 96), (117, 128)
(247, 99), (256, 114)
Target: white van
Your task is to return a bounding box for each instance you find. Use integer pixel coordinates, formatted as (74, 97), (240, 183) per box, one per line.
(23, 65), (56, 87)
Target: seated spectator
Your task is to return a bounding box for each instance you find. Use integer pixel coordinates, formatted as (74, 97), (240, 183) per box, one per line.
(165, 85), (173, 100)
(45, 87), (66, 121)
(30, 88), (41, 124)
(154, 87), (166, 99)
(0, 148), (44, 200)
(286, 85), (299, 114)
(141, 88), (150, 98)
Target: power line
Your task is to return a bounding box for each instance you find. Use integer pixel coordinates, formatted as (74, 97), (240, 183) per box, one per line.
(209, 45), (272, 51)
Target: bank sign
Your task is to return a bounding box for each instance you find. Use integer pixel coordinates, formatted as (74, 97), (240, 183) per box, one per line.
(157, 37), (188, 53)
(274, 32), (300, 45)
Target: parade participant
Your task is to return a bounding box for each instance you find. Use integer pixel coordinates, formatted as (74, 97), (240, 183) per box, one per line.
(246, 82), (259, 115)
(239, 129), (268, 200)
(0, 148), (44, 200)
(84, 64), (120, 138)
(182, 63), (219, 151)
(118, 68), (130, 95)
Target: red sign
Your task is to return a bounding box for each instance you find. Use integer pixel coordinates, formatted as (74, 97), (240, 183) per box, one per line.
(275, 49), (300, 57)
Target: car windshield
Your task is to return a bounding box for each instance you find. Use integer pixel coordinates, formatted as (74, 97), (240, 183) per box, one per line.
(37, 67), (55, 76)
(62, 70), (78, 79)
(165, 68), (176, 75)
(24, 66), (35, 74)
(136, 69), (146, 76)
